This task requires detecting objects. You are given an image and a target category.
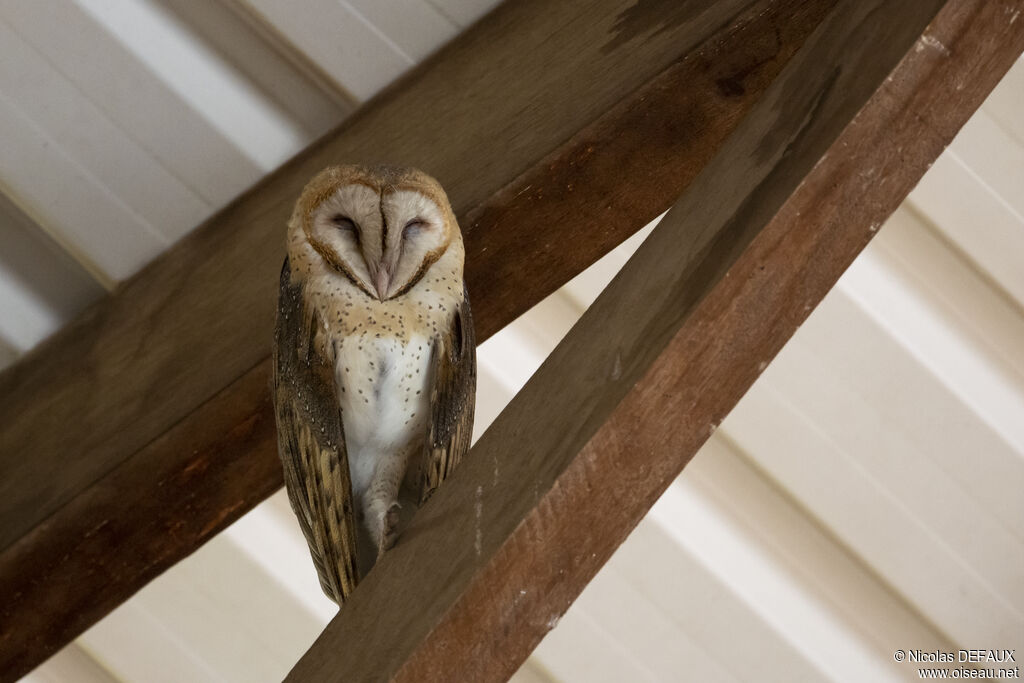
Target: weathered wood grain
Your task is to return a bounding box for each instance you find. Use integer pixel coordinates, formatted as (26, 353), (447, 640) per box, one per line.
(286, 0), (1024, 680)
(0, 362), (280, 681)
(0, 0), (832, 679)
(463, 0), (830, 339)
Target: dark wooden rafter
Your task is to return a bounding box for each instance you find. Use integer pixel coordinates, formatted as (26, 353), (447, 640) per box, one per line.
(0, 0), (834, 678)
(287, 0), (1024, 680)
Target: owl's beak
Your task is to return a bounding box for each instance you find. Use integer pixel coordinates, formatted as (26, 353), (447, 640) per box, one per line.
(374, 267), (391, 301)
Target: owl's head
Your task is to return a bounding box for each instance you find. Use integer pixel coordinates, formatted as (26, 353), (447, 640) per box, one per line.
(288, 165), (462, 300)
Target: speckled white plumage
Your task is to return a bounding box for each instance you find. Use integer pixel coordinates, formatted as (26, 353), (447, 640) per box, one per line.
(336, 334), (430, 512)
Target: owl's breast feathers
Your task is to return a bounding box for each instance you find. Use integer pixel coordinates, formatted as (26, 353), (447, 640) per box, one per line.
(272, 263), (359, 602)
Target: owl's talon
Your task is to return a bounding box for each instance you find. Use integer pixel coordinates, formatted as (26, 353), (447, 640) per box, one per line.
(377, 502), (402, 559)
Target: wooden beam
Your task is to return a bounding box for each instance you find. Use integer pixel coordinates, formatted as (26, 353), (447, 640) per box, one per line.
(0, 0), (833, 678)
(286, 0), (1024, 681)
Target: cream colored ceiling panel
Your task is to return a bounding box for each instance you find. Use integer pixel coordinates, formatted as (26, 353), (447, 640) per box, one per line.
(913, 168), (1024, 315)
(0, 18), (221, 275)
(680, 440), (951, 680)
(873, 207), (1024, 393)
(906, 64), (1024, 310)
(725, 296), (1024, 648)
(79, 529), (329, 683)
(155, 0), (351, 137)
(981, 56), (1024, 145)
(908, 151), (1024, 309)
(649, 449), (908, 682)
(510, 661), (555, 683)
(347, 0), (459, 62)
(423, 0), (501, 28)
(913, 158), (1024, 313)
(948, 109), (1024, 220)
(235, 0), (414, 102)
(476, 294), (577, 398)
(570, 564), (741, 682)
(223, 491), (337, 624)
(544, 528), (808, 683)
(80, 600), (226, 683)
(0, 12), (205, 227)
(0, 89), (169, 281)
(841, 224), (1024, 481)
(724, 377), (1019, 649)
(73, 0), (308, 173)
(0, 2), (261, 212)
(756, 321), (1022, 611)
(21, 644), (118, 683)
(536, 604), (666, 683)
(474, 359), (521, 442)
(844, 213), (1024, 541)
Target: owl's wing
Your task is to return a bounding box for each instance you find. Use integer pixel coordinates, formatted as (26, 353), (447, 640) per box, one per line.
(273, 259), (359, 604)
(420, 286), (477, 504)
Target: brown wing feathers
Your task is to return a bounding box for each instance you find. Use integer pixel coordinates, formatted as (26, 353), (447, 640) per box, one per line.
(273, 260), (359, 603)
(420, 287), (477, 504)
(276, 262), (476, 603)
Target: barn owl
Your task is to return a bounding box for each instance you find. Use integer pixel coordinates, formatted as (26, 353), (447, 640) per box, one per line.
(272, 165), (475, 604)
